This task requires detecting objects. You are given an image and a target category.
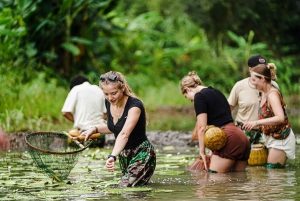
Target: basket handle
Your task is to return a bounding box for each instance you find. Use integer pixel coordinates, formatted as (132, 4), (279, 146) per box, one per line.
(72, 133), (101, 141)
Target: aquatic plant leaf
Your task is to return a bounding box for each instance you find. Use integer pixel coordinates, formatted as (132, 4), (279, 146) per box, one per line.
(155, 164), (181, 169)
(154, 189), (175, 193)
(105, 187), (152, 194)
(156, 170), (184, 175)
(163, 145), (175, 151)
(122, 187), (152, 192)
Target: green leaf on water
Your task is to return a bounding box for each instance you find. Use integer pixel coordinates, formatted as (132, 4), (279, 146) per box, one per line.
(105, 187), (152, 194)
(163, 145), (175, 151)
(156, 170), (184, 175)
(123, 187), (152, 192)
(154, 189), (175, 193)
(155, 164), (181, 169)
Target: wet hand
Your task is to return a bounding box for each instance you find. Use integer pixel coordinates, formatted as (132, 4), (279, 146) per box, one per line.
(106, 158), (115, 172)
(200, 153), (208, 171)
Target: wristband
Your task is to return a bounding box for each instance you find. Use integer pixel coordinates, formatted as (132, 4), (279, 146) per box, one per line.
(107, 154), (116, 161)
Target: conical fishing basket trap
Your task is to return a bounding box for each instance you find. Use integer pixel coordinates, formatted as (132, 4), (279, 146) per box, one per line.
(25, 132), (93, 182)
(248, 144), (267, 166)
(204, 125), (227, 151)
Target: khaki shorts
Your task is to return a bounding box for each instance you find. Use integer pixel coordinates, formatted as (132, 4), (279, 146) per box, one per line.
(263, 129), (296, 159)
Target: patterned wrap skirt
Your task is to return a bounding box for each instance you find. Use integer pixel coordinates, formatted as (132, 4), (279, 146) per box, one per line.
(118, 140), (156, 187)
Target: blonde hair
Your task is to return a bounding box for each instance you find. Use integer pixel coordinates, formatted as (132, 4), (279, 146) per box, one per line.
(252, 63), (277, 82)
(99, 71), (138, 98)
(99, 71), (148, 122)
(180, 71), (202, 94)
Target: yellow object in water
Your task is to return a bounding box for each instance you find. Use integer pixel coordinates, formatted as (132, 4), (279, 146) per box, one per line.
(248, 144), (267, 166)
(204, 125), (227, 151)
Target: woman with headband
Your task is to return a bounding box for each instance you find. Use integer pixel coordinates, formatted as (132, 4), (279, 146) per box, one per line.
(81, 71), (156, 187)
(180, 71), (250, 173)
(243, 63), (295, 168)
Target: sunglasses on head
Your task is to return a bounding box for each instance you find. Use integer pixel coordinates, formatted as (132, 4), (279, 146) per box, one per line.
(100, 74), (123, 83)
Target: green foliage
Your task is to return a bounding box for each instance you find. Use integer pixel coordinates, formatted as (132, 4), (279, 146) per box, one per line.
(14, 0), (120, 78)
(0, 0), (299, 133)
(0, 7), (33, 62)
(0, 65), (71, 132)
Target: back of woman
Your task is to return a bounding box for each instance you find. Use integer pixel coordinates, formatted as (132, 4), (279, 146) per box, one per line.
(194, 87), (233, 127)
(180, 71), (250, 173)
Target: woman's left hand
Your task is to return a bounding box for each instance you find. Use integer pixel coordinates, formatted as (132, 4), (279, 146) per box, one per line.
(106, 158), (115, 172)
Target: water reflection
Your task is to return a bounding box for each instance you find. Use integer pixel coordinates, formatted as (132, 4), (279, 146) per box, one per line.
(0, 146), (300, 200)
(189, 166), (297, 200)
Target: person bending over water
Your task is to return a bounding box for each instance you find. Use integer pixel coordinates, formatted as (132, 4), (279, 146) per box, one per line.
(180, 71), (250, 173)
(81, 71), (156, 187)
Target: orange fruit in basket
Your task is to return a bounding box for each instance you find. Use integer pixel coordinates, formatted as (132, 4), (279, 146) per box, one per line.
(204, 125), (227, 151)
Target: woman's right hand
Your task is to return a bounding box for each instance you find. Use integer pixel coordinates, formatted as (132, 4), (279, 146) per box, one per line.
(106, 158), (115, 172)
(200, 152), (208, 171)
(80, 128), (94, 141)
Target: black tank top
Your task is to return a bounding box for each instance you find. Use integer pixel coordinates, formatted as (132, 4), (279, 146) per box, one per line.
(106, 96), (148, 149)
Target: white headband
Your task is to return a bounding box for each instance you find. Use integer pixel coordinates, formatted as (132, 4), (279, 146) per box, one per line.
(251, 71), (270, 79)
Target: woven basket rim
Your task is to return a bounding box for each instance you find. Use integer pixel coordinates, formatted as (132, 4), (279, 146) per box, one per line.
(252, 144), (264, 148)
(24, 131), (92, 155)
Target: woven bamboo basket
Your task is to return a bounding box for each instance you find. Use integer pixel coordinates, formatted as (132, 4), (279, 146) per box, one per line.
(187, 155), (211, 171)
(204, 125), (227, 151)
(248, 144), (267, 166)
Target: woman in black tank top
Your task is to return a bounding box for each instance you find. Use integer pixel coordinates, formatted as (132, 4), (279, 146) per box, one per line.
(180, 71), (250, 173)
(81, 71), (156, 187)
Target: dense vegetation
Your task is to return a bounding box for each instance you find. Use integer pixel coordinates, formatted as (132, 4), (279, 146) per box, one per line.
(0, 0), (299, 133)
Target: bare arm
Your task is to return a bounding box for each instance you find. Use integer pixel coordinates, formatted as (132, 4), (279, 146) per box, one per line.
(80, 124), (112, 141)
(111, 107), (141, 157)
(105, 107), (141, 172)
(62, 112), (74, 122)
(243, 90), (285, 130)
(196, 113), (209, 170)
(197, 113), (208, 155)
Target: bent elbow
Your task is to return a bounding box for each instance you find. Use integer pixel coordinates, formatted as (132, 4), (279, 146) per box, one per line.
(279, 116), (285, 124)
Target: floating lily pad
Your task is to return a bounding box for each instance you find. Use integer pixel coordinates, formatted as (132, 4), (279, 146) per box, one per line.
(154, 189), (175, 193)
(105, 187), (152, 194)
(156, 170), (184, 175)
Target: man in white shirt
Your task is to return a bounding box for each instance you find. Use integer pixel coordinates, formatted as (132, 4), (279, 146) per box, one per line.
(62, 75), (107, 147)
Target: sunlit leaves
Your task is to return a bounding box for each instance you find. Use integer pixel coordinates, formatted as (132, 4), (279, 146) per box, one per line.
(61, 42), (80, 56)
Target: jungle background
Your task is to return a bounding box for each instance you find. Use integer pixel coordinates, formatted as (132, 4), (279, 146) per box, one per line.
(0, 0), (299, 134)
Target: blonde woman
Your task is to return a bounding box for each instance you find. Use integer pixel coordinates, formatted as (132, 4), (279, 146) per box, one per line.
(243, 63), (295, 168)
(81, 71), (156, 187)
(180, 71), (250, 173)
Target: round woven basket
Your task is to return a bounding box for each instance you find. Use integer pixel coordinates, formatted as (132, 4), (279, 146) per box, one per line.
(248, 144), (267, 166)
(204, 125), (227, 151)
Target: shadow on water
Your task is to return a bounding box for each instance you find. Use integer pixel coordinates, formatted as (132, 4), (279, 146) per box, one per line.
(1, 143), (300, 200)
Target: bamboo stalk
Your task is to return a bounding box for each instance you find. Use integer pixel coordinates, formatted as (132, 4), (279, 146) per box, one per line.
(63, 131), (85, 149)
(72, 133), (101, 141)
